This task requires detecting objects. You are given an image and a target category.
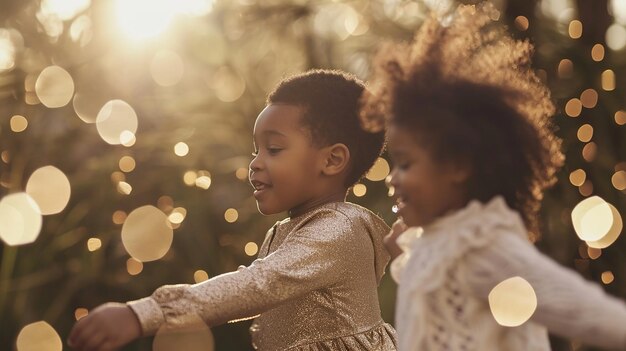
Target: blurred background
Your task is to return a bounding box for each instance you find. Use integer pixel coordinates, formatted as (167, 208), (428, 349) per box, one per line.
(0, 0), (625, 350)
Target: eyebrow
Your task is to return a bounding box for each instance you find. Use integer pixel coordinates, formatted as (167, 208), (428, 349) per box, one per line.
(262, 130), (287, 137)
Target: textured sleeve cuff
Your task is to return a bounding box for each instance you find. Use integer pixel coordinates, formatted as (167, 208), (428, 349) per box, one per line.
(127, 296), (165, 336)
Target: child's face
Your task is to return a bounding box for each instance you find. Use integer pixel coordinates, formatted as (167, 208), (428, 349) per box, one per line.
(387, 125), (469, 228)
(249, 104), (325, 215)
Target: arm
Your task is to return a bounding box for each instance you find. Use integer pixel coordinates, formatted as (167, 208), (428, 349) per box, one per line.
(465, 232), (626, 350)
(129, 211), (355, 335)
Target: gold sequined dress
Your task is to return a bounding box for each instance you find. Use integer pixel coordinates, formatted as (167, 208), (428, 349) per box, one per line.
(128, 202), (398, 350)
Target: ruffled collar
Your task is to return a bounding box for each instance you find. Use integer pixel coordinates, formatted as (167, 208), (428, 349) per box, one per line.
(391, 196), (527, 286)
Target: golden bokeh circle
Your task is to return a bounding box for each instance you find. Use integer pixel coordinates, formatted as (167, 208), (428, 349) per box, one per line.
(366, 157), (390, 181)
(488, 276), (537, 327)
(26, 165), (71, 215)
(96, 100), (138, 145)
(153, 320), (214, 351)
(121, 205), (173, 262)
(352, 183), (367, 197)
(0, 193), (42, 246)
(16, 321), (62, 351)
(35, 66), (75, 108)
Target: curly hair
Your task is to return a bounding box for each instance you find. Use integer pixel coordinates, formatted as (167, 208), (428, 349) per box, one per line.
(268, 69), (385, 187)
(360, 4), (564, 240)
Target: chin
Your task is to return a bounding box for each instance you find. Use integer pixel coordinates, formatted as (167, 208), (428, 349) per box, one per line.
(256, 202), (283, 216)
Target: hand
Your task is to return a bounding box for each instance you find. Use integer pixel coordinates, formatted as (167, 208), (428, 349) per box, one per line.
(384, 218), (407, 260)
(68, 302), (142, 350)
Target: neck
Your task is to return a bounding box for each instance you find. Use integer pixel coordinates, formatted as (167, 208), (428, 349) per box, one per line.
(288, 189), (347, 218)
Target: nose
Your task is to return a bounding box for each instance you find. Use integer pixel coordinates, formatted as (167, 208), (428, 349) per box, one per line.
(388, 168), (399, 188)
(249, 154), (262, 175)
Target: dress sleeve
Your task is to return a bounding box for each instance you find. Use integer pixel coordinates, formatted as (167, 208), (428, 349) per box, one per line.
(128, 210), (355, 335)
(464, 231), (626, 350)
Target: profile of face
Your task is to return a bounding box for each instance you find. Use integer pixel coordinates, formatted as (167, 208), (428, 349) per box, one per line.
(249, 104), (326, 215)
(387, 125), (470, 228)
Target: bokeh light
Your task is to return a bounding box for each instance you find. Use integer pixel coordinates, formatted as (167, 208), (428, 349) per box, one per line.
(10, 115), (28, 132)
(612, 171), (626, 190)
(235, 167), (248, 181)
(87, 237), (101, 251)
(572, 196), (623, 248)
(588, 248), (602, 259)
(606, 24), (626, 51)
(117, 181), (133, 195)
(557, 59), (573, 78)
(601, 271), (615, 284)
(0, 193), (42, 246)
(168, 207), (187, 224)
(16, 321), (62, 351)
(184, 171), (197, 186)
(119, 156), (136, 173)
(35, 66), (75, 108)
(616, 110), (626, 125)
(224, 208), (238, 223)
(0, 29), (17, 72)
(151, 50), (184, 87)
(112, 210), (127, 225)
(195, 171), (211, 189)
(96, 100), (139, 145)
(591, 43), (605, 61)
(244, 242), (258, 256)
(568, 20), (583, 39)
(576, 124), (593, 142)
(602, 69), (616, 91)
(194, 270), (209, 283)
(514, 16), (529, 31)
(72, 93), (102, 124)
(153, 319), (214, 351)
(74, 308), (88, 321)
(352, 183), (367, 197)
(582, 142), (597, 162)
(121, 205), (173, 262)
(564, 98), (582, 117)
(579, 180), (594, 196)
(366, 157), (390, 181)
(40, 0), (91, 21)
(488, 276), (537, 327)
(120, 131), (137, 147)
(127, 257), (144, 275)
(212, 67), (246, 102)
(26, 166), (71, 215)
(174, 142), (189, 157)
(115, 0), (176, 40)
(580, 88), (598, 108)
(569, 169), (586, 186)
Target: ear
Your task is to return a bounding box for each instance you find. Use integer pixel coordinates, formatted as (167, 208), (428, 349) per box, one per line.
(446, 161), (472, 184)
(320, 143), (350, 176)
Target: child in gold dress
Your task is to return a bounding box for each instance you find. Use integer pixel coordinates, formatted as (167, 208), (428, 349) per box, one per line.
(68, 70), (397, 351)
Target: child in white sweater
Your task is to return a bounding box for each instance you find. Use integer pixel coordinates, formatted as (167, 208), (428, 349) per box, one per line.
(360, 3), (626, 350)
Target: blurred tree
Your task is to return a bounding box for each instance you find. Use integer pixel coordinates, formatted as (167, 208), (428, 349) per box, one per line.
(0, 1), (625, 350)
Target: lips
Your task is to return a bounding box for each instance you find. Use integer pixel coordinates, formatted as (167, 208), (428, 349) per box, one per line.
(250, 179), (272, 198)
(394, 195), (408, 213)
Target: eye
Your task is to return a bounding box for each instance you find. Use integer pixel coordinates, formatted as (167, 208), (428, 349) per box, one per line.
(267, 147), (283, 155)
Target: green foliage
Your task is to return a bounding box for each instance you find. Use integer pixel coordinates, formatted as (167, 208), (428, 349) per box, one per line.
(1, 1), (625, 350)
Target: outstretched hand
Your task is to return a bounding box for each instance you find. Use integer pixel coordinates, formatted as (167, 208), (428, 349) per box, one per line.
(384, 218), (407, 260)
(68, 302), (142, 351)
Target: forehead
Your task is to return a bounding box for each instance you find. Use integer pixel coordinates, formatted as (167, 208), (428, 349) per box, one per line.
(387, 125), (416, 150)
(253, 104), (308, 137)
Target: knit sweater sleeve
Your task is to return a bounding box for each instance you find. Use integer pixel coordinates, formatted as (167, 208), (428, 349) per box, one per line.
(464, 231), (626, 350)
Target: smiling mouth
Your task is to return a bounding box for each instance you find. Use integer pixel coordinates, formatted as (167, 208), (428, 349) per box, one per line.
(251, 180), (272, 192)
(394, 196), (407, 213)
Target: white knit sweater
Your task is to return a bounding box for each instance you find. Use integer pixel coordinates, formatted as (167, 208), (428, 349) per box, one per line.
(392, 196), (626, 351)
